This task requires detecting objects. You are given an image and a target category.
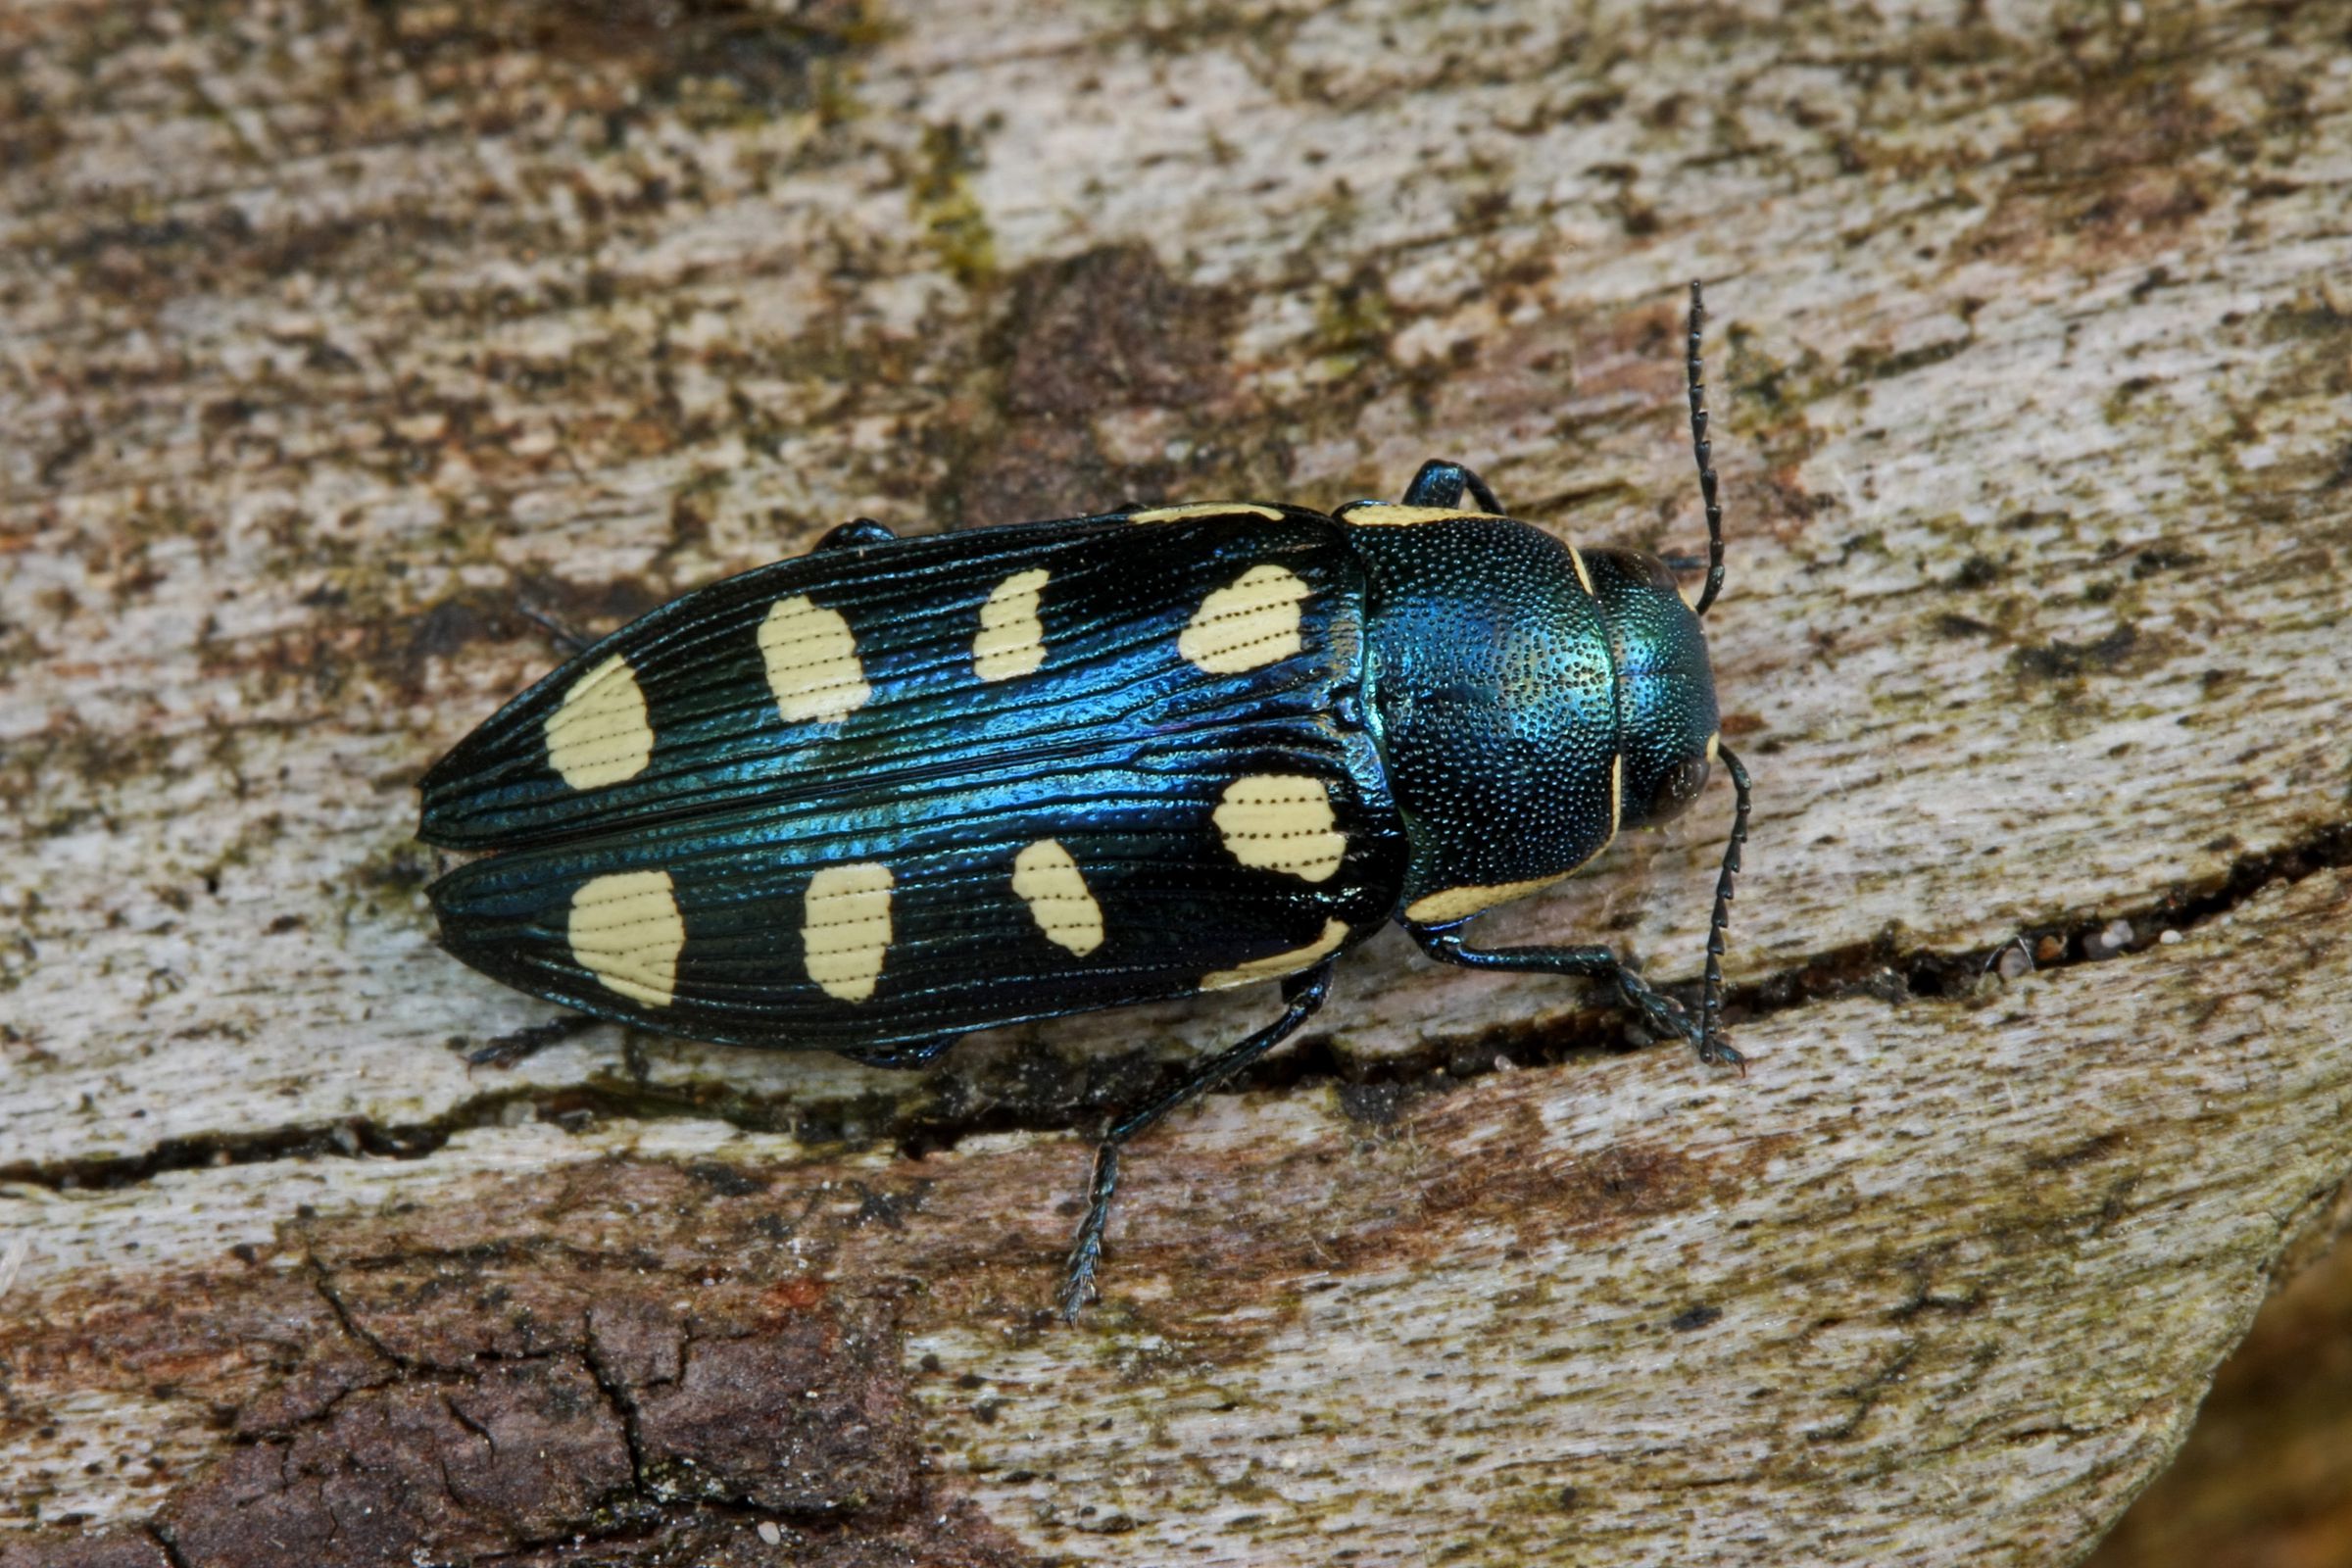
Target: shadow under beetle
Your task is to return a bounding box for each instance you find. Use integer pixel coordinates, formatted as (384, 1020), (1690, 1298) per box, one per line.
(419, 283), (1751, 1320)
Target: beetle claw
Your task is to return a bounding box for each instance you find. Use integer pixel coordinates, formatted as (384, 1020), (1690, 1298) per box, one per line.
(1698, 1033), (1747, 1073)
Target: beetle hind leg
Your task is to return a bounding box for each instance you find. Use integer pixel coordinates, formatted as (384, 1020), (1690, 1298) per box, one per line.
(1056, 962), (1336, 1323)
(455, 1012), (603, 1068)
(836, 1034), (960, 1069)
(1406, 923), (1743, 1070)
(1399, 459), (1504, 514)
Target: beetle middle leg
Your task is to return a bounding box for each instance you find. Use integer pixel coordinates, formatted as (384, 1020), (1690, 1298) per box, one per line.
(1057, 961), (1336, 1322)
(1400, 459), (1504, 514)
(1406, 923), (1743, 1070)
(813, 517), (896, 551)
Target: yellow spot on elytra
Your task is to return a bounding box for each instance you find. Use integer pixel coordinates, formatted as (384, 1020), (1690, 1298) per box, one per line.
(568, 870), (685, 1008)
(544, 654), (654, 790)
(1213, 775), (1347, 882)
(1609, 753), (1623, 833)
(973, 567), (1049, 682)
(1125, 502), (1286, 524)
(1012, 839), (1102, 956)
(1178, 564), (1312, 674)
(760, 595), (870, 725)
(1333, 504), (1503, 526)
(1200, 918), (1348, 991)
(804, 862), (893, 1002)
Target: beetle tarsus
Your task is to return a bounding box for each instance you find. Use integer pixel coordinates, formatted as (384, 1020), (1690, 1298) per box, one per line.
(1399, 459), (1504, 514)
(1056, 1141), (1121, 1321)
(1696, 742), (1752, 1069)
(459, 1012), (601, 1068)
(1405, 926), (1737, 1066)
(1056, 962), (1337, 1322)
(1609, 965), (1702, 1050)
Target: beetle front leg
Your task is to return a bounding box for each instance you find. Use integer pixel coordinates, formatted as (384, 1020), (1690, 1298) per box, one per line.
(1399, 459), (1504, 514)
(1057, 962), (1336, 1322)
(1406, 923), (1743, 1070)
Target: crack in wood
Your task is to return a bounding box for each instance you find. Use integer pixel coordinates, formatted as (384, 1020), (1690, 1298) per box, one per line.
(307, 1266), (412, 1376)
(4, 820), (2345, 1202)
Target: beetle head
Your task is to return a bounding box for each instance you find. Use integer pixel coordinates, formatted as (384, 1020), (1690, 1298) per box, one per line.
(1581, 547), (1719, 831)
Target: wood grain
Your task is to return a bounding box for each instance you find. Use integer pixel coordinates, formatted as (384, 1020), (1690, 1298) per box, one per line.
(3, 0), (2347, 1562)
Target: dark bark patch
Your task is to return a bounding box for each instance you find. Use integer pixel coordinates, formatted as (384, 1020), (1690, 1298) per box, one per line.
(996, 246), (1240, 420)
(160, 1358), (632, 1566)
(6, 1216), (1030, 1566)
(633, 1311), (915, 1513)
(938, 245), (1264, 527)
(368, 0), (881, 116)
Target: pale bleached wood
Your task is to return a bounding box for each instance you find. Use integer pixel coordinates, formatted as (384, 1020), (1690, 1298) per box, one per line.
(2, 870), (2347, 1562)
(2, 0), (2349, 1562)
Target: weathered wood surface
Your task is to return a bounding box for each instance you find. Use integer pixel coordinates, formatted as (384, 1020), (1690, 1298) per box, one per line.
(2, 0), (2347, 1562)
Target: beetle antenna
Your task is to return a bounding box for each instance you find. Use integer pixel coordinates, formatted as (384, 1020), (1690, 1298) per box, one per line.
(1686, 280), (1727, 618)
(1697, 741), (1749, 1068)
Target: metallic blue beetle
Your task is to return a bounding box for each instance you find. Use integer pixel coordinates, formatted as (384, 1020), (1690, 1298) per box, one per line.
(420, 283), (1750, 1318)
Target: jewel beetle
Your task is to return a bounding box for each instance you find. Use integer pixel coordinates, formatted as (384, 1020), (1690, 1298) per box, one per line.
(419, 282), (1751, 1319)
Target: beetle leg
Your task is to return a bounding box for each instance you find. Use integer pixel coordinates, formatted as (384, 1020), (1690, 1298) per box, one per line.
(813, 516), (897, 552)
(1399, 459), (1504, 514)
(1057, 961), (1336, 1322)
(835, 1035), (961, 1069)
(514, 602), (593, 656)
(456, 1012), (603, 1068)
(1405, 924), (1743, 1070)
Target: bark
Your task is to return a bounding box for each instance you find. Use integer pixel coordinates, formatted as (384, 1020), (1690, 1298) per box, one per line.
(2, 1), (2348, 1563)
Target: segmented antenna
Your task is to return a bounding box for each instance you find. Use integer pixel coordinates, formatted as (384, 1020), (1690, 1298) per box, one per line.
(1697, 742), (1750, 1069)
(1686, 280), (1727, 618)
(1686, 279), (1742, 1068)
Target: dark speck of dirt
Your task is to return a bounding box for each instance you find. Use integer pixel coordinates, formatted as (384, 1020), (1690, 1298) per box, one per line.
(683, 1159), (770, 1197)
(1950, 553), (2003, 589)
(1337, 1080), (1416, 1127)
(2130, 545), (2203, 578)
(2012, 622), (2139, 681)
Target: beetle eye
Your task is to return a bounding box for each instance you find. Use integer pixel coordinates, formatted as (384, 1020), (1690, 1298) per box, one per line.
(1646, 756), (1710, 824)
